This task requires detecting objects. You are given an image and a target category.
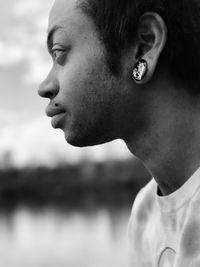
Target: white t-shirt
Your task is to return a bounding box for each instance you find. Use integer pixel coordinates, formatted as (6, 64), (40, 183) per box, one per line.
(128, 167), (200, 267)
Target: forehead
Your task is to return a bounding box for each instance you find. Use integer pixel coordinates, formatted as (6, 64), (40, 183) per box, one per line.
(48, 0), (89, 35)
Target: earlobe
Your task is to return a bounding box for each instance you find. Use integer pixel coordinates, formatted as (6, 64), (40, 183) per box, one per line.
(132, 12), (167, 84)
(132, 59), (148, 82)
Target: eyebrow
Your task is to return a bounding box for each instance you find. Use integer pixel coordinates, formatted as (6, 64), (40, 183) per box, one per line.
(47, 25), (63, 51)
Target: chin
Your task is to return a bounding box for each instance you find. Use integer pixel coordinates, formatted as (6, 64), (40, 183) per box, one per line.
(64, 130), (89, 147)
(64, 133), (98, 147)
(65, 136), (89, 147)
(64, 128), (115, 148)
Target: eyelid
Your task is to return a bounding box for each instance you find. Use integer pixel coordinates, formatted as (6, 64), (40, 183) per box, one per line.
(51, 44), (65, 53)
(50, 44), (71, 56)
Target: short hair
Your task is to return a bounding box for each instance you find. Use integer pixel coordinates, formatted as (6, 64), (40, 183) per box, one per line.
(79, 0), (200, 95)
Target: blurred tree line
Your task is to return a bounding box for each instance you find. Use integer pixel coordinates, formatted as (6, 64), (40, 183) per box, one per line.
(0, 159), (151, 211)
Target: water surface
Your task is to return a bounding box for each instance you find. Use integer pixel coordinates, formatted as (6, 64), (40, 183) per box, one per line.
(0, 207), (130, 267)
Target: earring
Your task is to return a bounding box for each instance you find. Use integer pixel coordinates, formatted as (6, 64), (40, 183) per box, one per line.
(132, 59), (148, 82)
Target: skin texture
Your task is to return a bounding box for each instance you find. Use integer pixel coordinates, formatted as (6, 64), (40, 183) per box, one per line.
(39, 0), (200, 196)
(39, 0), (140, 147)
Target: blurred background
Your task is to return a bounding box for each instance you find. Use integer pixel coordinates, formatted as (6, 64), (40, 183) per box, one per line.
(0, 0), (150, 266)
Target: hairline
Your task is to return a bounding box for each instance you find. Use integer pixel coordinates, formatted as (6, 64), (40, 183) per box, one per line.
(76, 0), (126, 76)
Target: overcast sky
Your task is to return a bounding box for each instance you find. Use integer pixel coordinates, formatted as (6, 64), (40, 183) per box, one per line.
(0, 0), (132, 168)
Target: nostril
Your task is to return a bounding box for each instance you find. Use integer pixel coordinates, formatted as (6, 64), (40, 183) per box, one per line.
(43, 91), (55, 98)
(38, 80), (59, 99)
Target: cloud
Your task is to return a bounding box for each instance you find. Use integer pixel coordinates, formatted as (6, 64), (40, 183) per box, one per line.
(0, 0), (53, 84)
(13, 1), (42, 15)
(13, 0), (53, 16)
(23, 50), (51, 85)
(0, 42), (24, 67)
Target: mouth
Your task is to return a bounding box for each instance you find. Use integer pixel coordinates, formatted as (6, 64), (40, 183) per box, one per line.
(51, 112), (66, 129)
(46, 104), (66, 129)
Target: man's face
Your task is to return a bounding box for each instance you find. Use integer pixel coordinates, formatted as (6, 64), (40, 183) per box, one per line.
(38, 0), (135, 147)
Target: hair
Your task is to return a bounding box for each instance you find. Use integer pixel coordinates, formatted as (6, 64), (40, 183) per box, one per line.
(78, 0), (200, 95)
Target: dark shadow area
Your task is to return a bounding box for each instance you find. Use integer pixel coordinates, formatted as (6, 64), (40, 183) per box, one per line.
(0, 159), (151, 213)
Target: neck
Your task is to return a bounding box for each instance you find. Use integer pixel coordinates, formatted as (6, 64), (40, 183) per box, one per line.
(125, 82), (200, 196)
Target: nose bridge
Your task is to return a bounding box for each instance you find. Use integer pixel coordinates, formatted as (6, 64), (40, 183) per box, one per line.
(38, 68), (59, 99)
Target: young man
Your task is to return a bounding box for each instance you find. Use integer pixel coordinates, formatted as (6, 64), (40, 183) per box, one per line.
(38, 0), (200, 266)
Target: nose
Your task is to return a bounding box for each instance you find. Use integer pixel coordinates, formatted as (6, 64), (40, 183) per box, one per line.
(38, 74), (59, 99)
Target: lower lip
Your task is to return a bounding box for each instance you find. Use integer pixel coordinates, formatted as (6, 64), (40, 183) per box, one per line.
(51, 113), (66, 128)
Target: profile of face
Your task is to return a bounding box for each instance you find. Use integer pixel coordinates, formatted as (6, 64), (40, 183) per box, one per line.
(38, 0), (167, 148)
(38, 0), (135, 147)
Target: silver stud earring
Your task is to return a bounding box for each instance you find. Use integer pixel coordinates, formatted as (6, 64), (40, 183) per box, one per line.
(132, 59), (148, 82)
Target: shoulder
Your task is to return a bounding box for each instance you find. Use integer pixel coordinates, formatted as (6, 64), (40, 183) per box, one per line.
(130, 178), (157, 221)
(127, 179), (158, 265)
(128, 179), (157, 239)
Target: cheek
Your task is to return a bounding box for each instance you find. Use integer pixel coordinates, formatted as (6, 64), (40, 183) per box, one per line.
(60, 56), (114, 119)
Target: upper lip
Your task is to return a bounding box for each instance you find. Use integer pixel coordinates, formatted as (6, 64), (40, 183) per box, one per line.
(46, 105), (66, 117)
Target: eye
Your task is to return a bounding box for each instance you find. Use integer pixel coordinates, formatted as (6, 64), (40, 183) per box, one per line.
(51, 44), (67, 65)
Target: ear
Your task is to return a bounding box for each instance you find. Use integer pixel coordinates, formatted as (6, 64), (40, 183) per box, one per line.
(133, 12), (167, 84)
